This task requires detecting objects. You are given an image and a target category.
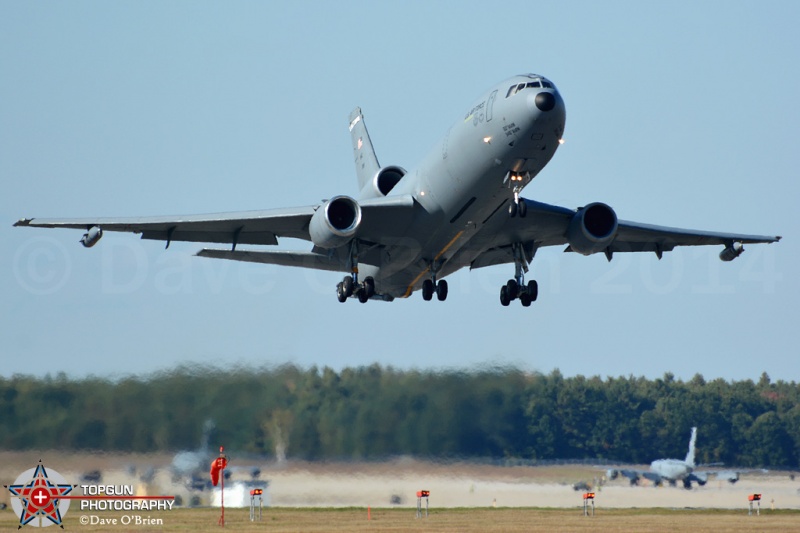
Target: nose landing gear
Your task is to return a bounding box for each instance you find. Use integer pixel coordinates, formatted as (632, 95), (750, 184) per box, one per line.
(506, 171), (529, 218)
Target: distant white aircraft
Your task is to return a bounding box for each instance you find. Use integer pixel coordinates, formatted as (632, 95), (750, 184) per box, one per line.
(15, 74), (780, 305)
(607, 427), (746, 489)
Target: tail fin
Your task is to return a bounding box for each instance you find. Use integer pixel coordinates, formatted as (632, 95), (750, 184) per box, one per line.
(349, 107), (380, 191)
(685, 427), (697, 466)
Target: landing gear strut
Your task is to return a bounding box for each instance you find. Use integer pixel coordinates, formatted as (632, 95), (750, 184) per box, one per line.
(507, 172), (528, 218)
(499, 242), (538, 307)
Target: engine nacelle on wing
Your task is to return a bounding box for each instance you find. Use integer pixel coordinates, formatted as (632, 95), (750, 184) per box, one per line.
(719, 242), (744, 261)
(309, 196), (362, 249)
(80, 226), (103, 248)
(360, 165), (407, 199)
(566, 203), (618, 255)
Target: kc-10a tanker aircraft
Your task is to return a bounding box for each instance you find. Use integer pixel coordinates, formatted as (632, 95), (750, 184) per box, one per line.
(15, 74), (781, 306)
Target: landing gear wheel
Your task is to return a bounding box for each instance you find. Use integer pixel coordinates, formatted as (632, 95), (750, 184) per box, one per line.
(506, 279), (519, 300)
(422, 279), (434, 301)
(363, 277), (375, 298)
(357, 289), (369, 303)
(527, 280), (538, 302)
(520, 292), (532, 307)
(508, 202), (518, 218)
(336, 282), (347, 303)
(500, 285), (510, 306)
(436, 280), (448, 301)
(518, 200), (527, 218)
(342, 276), (354, 297)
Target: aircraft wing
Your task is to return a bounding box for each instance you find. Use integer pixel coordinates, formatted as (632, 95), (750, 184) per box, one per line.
(13, 206), (316, 247)
(470, 198), (780, 269)
(13, 194), (418, 252)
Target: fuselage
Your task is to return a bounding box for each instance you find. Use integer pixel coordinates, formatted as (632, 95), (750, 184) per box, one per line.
(359, 74), (567, 298)
(650, 459), (693, 481)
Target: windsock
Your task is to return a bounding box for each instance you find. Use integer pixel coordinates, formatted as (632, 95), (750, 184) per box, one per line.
(210, 454), (228, 486)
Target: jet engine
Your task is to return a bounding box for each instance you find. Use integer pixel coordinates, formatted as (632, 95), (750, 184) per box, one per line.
(566, 203), (618, 255)
(719, 242), (744, 261)
(360, 165), (406, 198)
(80, 226), (103, 248)
(309, 196), (362, 249)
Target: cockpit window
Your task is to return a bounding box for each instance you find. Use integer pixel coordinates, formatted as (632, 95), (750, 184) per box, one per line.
(506, 79), (553, 98)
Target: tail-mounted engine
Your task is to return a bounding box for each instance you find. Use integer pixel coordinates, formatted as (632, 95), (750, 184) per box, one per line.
(359, 165), (406, 199)
(309, 196), (362, 249)
(566, 203), (618, 256)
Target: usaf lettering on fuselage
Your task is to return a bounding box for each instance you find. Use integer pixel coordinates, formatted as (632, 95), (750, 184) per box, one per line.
(464, 101), (485, 124)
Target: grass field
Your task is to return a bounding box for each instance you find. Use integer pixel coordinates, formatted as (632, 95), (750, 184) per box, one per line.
(3, 507), (799, 532)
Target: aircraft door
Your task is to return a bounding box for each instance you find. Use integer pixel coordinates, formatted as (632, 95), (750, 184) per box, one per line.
(486, 90), (497, 122)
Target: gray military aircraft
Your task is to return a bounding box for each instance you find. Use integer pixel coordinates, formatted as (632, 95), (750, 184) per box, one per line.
(607, 427), (745, 489)
(14, 74), (780, 305)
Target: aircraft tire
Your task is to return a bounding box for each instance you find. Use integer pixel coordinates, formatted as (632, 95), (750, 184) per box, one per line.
(364, 277), (375, 298)
(527, 280), (538, 302)
(422, 279), (434, 301)
(508, 203), (518, 217)
(518, 201), (527, 218)
(506, 279), (519, 300)
(342, 276), (354, 297)
(336, 283), (347, 303)
(357, 289), (369, 303)
(500, 285), (510, 306)
(436, 280), (448, 301)
(520, 292), (531, 307)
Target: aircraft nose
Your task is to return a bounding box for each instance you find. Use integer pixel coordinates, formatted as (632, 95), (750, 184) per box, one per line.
(533, 92), (556, 112)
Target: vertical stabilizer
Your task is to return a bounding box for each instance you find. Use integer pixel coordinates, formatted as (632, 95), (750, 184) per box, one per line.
(349, 107), (380, 191)
(685, 427), (697, 466)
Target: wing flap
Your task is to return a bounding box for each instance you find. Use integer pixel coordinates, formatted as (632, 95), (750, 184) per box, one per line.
(197, 249), (348, 272)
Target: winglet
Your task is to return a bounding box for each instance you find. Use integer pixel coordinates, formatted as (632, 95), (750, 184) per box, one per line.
(13, 218), (32, 227)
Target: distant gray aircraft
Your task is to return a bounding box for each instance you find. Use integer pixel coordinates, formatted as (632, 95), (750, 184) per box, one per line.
(607, 427), (744, 489)
(14, 74), (781, 305)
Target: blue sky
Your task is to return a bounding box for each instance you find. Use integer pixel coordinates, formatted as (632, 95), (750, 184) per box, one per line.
(2, 1), (797, 381)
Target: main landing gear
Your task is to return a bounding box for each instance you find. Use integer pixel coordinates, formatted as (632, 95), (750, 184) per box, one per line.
(336, 274), (375, 304)
(420, 264), (448, 302)
(335, 241), (375, 303)
(421, 278), (448, 301)
(499, 242), (538, 307)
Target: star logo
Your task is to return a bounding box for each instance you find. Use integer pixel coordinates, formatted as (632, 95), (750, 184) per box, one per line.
(5, 461), (75, 529)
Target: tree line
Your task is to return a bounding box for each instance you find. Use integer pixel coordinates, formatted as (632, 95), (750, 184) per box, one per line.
(1, 366), (798, 468)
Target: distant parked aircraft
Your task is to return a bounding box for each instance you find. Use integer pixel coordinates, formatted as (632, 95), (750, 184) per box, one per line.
(607, 427), (749, 489)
